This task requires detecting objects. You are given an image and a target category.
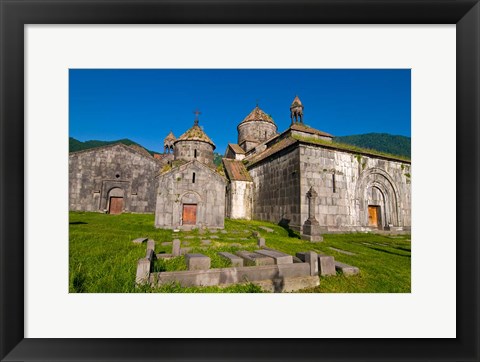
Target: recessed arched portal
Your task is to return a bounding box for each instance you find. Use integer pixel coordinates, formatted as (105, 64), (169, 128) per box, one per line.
(107, 187), (124, 214)
(180, 191), (202, 226)
(355, 168), (400, 229)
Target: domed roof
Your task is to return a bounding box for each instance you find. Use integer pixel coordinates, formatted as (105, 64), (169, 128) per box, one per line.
(175, 124), (216, 149)
(164, 131), (176, 142)
(239, 106), (276, 125)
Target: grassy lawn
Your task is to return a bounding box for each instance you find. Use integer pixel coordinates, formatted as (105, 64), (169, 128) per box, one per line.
(69, 212), (411, 293)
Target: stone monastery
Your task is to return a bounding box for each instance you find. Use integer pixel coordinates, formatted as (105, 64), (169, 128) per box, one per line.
(69, 96), (411, 237)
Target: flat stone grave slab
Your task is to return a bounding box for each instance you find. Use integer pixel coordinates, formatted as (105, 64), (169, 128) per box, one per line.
(328, 247), (356, 256)
(201, 240), (211, 245)
(161, 241), (172, 246)
(209, 229), (218, 233)
(259, 226), (274, 233)
(185, 253), (211, 271)
(210, 235), (219, 239)
(132, 237), (148, 244)
(146, 239), (155, 252)
(184, 236), (195, 239)
(254, 249), (292, 265)
(180, 247), (193, 255)
(334, 261), (359, 276)
(218, 252), (244, 267)
(236, 251), (275, 266)
(221, 230), (228, 234)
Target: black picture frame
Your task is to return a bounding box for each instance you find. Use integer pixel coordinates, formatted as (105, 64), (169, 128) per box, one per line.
(1, 1), (479, 361)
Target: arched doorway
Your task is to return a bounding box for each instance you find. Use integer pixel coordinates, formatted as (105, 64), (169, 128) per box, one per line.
(355, 168), (400, 229)
(107, 187), (124, 214)
(180, 192), (201, 226)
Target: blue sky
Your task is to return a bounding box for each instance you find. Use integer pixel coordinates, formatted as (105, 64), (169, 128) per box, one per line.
(69, 69), (410, 154)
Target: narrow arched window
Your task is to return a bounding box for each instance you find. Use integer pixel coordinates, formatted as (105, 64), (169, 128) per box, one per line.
(194, 149), (197, 158)
(192, 172), (196, 183)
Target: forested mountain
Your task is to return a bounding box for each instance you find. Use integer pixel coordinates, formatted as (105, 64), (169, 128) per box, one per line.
(70, 132), (411, 164)
(335, 133), (410, 159)
(69, 137), (159, 156)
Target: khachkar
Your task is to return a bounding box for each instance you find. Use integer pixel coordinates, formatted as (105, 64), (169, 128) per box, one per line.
(302, 186), (323, 242)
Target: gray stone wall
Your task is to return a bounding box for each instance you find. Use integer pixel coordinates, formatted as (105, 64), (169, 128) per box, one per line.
(226, 180), (254, 220)
(298, 143), (411, 232)
(246, 141), (411, 232)
(174, 140), (214, 166)
(69, 144), (160, 213)
(238, 121), (277, 152)
(247, 147), (302, 230)
(155, 160), (226, 228)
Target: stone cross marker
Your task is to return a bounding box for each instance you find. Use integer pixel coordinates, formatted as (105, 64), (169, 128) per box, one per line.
(301, 187), (323, 242)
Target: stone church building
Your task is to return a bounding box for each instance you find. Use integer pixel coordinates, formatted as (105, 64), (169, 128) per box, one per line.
(69, 96), (411, 235)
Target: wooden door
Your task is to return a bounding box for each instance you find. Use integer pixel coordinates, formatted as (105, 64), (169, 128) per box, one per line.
(182, 204), (197, 225)
(368, 206), (379, 227)
(109, 197), (123, 214)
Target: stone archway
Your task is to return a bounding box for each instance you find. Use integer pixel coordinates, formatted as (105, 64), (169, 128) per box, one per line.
(180, 191), (202, 226)
(107, 187), (124, 214)
(355, 168), (400, 229)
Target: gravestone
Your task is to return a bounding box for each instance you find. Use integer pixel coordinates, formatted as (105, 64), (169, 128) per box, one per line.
(254, 249), (293, 265)
(146, 239), (155, 252)
(185, 254), (211, 271)
(335, 261), (359, 276)
(236, 251), (274, 266)
(318, 255), (336, 276)
(172, 239), (181, 256)
(132, 237), (148, 244)
(304, 251), (319, 276)
(218, 252), (244, 267)
(257, 237), (266, 247)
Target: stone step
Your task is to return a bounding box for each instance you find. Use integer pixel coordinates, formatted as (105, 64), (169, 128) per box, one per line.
(254, 249), (293, 265)
(235, 251), (275, 266)
(218, 252), (244, 267)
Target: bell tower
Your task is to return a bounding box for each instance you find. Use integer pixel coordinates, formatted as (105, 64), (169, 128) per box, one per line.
(290, 95), (304, 124)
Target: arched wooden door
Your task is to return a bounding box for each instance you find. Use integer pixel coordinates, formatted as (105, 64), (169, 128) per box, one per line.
(108, 187), (124, 214)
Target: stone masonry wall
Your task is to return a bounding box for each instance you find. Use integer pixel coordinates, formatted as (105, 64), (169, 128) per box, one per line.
(155, 161), (226, 228)
(298, 143), (411, 232)
(226, 180), (254, 220)
(238, 121), (277, 152)
(247, 147), (302, 230)
(174, 140), (214, 166)
(69, 145), (160, 213)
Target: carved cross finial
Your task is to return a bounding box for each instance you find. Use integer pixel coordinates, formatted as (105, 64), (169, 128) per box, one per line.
(193, 109), (201, 125)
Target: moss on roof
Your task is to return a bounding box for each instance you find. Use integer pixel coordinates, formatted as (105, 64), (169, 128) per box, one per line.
(176, 125), (215, 149)
(292, 134), (411, 163)
(239, 106), (276, 125)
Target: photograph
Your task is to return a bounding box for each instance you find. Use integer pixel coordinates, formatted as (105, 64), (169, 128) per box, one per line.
(69, 69), (411, 293)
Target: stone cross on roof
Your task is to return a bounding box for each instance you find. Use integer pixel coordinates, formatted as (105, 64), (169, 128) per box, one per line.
(193, 109), (201, 126)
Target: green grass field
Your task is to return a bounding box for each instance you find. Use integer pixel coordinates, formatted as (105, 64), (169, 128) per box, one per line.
(69, 212), (411, 293)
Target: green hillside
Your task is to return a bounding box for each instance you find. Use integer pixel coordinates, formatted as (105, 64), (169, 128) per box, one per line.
(335, 133), (410, 159)
(69, 137), (159, 156)
(69, 137), (224, 165)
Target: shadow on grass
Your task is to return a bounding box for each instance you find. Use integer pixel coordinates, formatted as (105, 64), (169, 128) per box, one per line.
(69, 221), (88, 225)
(278, 218), (301, 239)
(369, 247), (411, 258)
(394, 246), (411, 252)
